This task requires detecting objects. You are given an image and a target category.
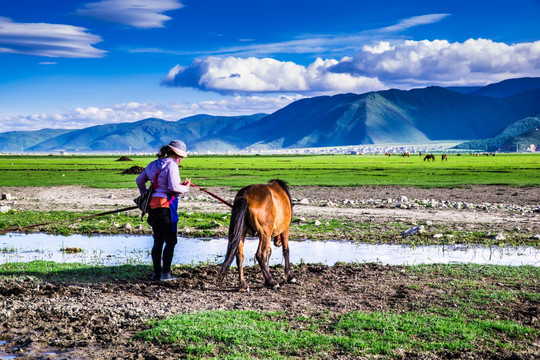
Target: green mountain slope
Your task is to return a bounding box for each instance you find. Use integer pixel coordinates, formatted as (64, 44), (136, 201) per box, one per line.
(454, 115), (540, 151)
(26, 114), (266, 152)
(498, 127), (540, 152)
(470, 77), (540, 98)
(196, 86), (540, 150)
(0, 128), (71, 152)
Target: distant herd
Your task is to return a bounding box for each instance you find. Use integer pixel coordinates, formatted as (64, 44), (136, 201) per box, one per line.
(384, 151), (497, 160)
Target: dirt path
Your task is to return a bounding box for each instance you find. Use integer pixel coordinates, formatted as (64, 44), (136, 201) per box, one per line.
(1, 185), (538, 235)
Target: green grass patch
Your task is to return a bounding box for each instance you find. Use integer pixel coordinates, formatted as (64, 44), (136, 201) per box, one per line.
(2, 209), (538, 247)
(0, 260), (151, 282)
(0, 153), (538, 188)
(137, 310), (538, 358)
(0, 209), (231, 237)
(406, 263), (540, 285)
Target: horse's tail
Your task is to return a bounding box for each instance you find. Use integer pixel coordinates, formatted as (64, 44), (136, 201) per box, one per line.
(218, 197), (248, 281)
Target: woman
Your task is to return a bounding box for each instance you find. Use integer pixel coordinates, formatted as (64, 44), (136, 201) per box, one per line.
(136, 140), (191, 281)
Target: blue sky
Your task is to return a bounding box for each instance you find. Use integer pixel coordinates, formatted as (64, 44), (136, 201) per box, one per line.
(1, 0), (539, 132)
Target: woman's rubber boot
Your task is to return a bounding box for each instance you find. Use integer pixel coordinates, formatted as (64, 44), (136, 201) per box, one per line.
(161, 272), (177, 281)
(150, 272), (161, 281)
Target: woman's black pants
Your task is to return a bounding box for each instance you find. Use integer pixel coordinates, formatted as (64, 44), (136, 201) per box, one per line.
(148, 207), (177, 274)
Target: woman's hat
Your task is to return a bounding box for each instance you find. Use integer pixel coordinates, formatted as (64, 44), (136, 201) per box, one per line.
(168, 140), (188, 157)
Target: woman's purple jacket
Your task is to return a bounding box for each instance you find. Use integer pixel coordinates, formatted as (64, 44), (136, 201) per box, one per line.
(136, 157), (189, 199)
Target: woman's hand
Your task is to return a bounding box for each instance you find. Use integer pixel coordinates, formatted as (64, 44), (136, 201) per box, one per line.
(182, 178), (191, 186)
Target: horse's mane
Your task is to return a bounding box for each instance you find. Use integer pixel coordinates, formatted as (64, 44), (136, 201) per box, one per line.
(269, 179), (293, 210)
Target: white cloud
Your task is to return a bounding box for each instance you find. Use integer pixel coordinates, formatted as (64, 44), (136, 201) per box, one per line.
(77, 0), (183, 28)
(331, 38), (540, 87)
(0, 17), (106, 58)
(128, 13), (450, 58)
(0, 96), (301, 132)
(161, 38), (540, 94)
(161, 56), (385, 94)
(379, 14), (450, 33)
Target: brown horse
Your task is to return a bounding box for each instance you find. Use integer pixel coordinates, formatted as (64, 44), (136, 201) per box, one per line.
(402, 151), (410, 157)
(218, 179), (295, 291)
(424, 154), (435, 161)
(441, 154), (448, 161)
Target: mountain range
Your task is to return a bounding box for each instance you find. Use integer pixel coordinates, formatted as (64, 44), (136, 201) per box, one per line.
(1, 77), (540, 153)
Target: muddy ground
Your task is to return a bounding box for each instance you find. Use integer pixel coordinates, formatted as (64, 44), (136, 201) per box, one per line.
(0, 185), (539, 359)
(1, 263), (539, 360)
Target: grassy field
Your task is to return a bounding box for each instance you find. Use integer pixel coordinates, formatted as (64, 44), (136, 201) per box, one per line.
(0, 153), (538, 188)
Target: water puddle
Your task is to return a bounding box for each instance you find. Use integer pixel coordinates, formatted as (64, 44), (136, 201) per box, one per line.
(1, 233), (539, 267)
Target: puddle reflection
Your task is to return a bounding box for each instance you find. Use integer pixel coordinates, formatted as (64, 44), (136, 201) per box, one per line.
(1, 233), (539, 267)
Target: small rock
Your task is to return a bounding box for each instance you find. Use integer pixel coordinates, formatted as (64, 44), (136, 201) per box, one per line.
(425, 220), (433, 226)
(121, 223), (133, 232)
(402, 225), (425, 237)
(532, 234), (540, 240)
(0, 205), (11, 213)
(433, 233), (444, 238)
(209, 220), (223, 228)
(397, 196), (408, 203)
(314, 220), (322, 226)
(299, 198), (309, 205)
(1, 193), (13, 200)
(493, 233), (506, 241)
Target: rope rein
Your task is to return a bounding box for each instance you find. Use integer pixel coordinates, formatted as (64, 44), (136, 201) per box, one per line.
(190, 183), (234, 208)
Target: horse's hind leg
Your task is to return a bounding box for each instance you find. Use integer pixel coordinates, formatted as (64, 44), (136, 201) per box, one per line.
(236, 237), (249, 292)
(281, 229), (296, 283)
(255, 234), (279, 289)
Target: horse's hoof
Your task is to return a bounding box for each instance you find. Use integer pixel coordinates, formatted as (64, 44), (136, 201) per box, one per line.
(237, 283), (250, 292)
(264, 281), (280, 290)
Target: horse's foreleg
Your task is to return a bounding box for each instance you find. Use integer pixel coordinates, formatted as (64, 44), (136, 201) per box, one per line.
(255, 235), (279, 289)
(281, 229), (296, 284)
(236, 237), (249, 292)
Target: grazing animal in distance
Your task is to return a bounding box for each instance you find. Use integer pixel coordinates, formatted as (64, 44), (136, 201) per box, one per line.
(441, 154), (448, 161)
(402, 152), (410, 157)
(423, 154), (435, 161)
(385, 152), (391, 157)
(218, 179), (295, 292)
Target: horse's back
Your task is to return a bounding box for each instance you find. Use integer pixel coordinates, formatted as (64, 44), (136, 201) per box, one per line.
(237, 181), (292, 236)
